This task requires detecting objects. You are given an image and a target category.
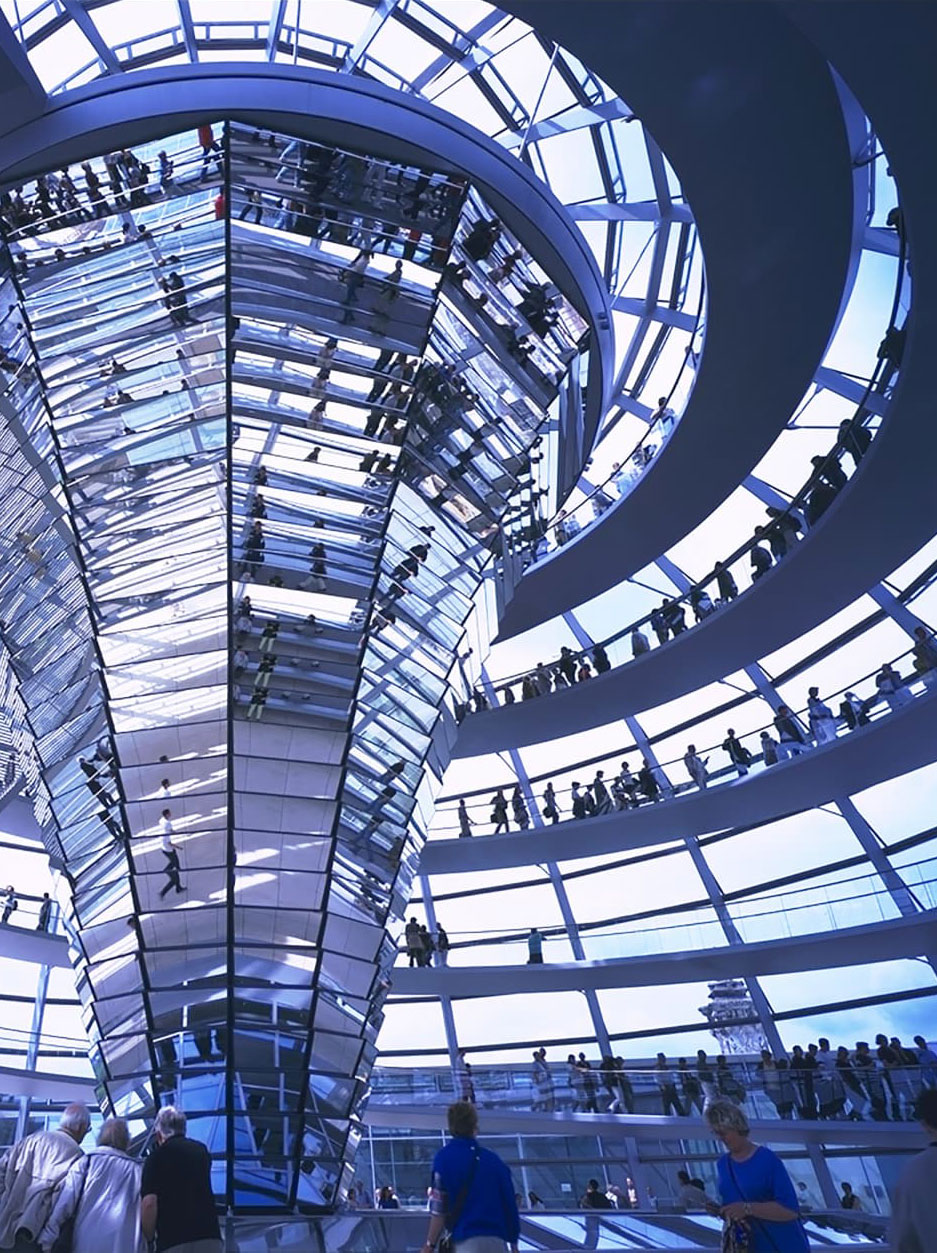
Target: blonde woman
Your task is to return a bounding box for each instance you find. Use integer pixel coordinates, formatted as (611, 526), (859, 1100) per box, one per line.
(704, 1099), (807, 1251)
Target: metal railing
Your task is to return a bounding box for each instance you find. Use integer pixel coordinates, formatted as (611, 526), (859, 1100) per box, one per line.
(437, 644), (935, 835)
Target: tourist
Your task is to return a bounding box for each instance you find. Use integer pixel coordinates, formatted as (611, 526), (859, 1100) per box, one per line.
(705, 1099), (808, 1251)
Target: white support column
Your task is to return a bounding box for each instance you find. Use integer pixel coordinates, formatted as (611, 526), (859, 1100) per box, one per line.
(418, 872), (462, 1072)
(482, 663), (614, 1058)
(625, 708), (785, 1055)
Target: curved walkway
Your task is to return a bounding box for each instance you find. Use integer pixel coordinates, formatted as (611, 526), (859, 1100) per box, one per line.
(391, 909), (937, 996)
(0, 924), (69, 967)
(485, 0), (937, 734)
(362, 1103), (918, 1149)
(0, 1063), (94, 1102)
(427, 685), (937, 874)
(494, 0), (854, 639)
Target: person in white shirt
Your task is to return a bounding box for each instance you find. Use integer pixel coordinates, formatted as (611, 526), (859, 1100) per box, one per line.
(0, 1105), (90, 1247)
(650, 395), (677, 433)
(684, 746), (709, 790)
(807, 687), (837, 744)
(39, 1118), (145, 1253)
(631, 626), (650, 657)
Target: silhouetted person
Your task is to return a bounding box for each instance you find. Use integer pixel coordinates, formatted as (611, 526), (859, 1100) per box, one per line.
(511, 784), (530, 830)
(722, 728), (751, 778)
(805, 478), (837, 525)
(751, 531), (772, 580)
(839, 419), (872, 467)
(638, 758), (660, 803)
(774, 705), (809, 759)
(650, 602), (669, 646)
(34, 892), (53, 932)
(811, 453), (847, 492)
(490, 788), (509, 834)
(715, 561), (738, 602)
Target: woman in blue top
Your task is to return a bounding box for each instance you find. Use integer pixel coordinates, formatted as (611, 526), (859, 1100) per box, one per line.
(705, 1099), (809, 1251)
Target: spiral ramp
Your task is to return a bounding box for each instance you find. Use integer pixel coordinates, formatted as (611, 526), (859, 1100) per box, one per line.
(404, 0), (937, 1109)
(0, 0), (933, 1238)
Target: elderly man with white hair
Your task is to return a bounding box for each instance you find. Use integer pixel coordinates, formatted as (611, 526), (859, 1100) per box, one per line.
(0, 1103), (90, 1251)
(141, 1106), (220, 1253)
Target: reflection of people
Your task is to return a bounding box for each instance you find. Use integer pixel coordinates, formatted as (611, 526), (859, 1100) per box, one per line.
(159, 842), (185, 898)
(164, 271), (193, 327)
(197, 123), (223, 178)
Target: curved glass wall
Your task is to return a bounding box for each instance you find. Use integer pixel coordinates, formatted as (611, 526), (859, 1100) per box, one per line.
(384, 536), (937, 1066)
(0, 4), (931, 1236)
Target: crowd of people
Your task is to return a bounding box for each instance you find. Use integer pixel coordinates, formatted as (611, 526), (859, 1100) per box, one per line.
(0, 1104), (220, 1253)
(232, 126), (465, 265)
(0, 140), (178, 238)
(372, 1092), (935, 1253)
(426, 1034), (937, 1128)
(448, 639), (937, 836)
(0, 1080), (932, 1251)
(459, 407), (891, 718)
(403, 916), (450, 966)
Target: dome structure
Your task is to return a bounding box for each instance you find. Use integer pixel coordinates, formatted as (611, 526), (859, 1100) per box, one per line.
(0, 0), (933, 1241)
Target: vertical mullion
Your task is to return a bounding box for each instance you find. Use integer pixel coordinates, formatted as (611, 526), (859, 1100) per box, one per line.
(222, 118), (236, 1213)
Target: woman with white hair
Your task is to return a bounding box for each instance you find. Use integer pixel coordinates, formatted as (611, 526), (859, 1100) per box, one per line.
(704, 1099), (808, 1251)
(39, 1117), (145, 1253)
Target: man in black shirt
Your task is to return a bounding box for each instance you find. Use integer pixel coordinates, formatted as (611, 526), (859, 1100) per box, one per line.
(580, 1178), (613, 1209)
(142, 1106), (221, 1253)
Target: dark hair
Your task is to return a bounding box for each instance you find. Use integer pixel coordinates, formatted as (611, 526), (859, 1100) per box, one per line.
(447, 1100), (478, 1138)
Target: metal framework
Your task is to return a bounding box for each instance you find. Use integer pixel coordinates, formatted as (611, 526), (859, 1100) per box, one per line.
(0, 116), (592, 1207)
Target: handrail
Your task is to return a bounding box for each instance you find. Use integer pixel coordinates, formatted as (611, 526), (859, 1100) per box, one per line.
(527, 261), (707, 553)
(467, 221), (908, 703)
(436, 641), (933, 828)
(368, 1053), (936, 1109)
(396, 866), (937, 958)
